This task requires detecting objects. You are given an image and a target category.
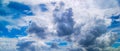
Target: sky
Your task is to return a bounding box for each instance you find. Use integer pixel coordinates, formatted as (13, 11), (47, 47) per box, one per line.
(0, 0), (120, 51)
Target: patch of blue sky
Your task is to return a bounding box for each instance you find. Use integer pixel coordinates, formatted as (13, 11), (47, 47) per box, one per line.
(8, 1), (30, 13)
(108, 15), (120, 28)
(0, 1), (34, 20)
(0, 9), (28, 38)
(45, 42), (53, 46)
(7, 1), (34, 16)
(45, 39), (69, 47)
(112, 36), (120, 48)
(112, 34), (120, 48)
(110, 20), (120, 28)
(116, 39), (120, 43)
(58, 41), (68, 46)
(117, 0), (120, 6)
(0, 0), (3, 7)
(110, 15), (120, 19)
(0, 7), (21, 19)
(0, 21), (10, 33)
(108, 15), (120, 48)
(0, 25), (27, 38)
(112, 42), (120, 48)
(0, 6), (14, 16)
(45, 42), (68, 47)
(8, 26), (27, 38)
(39, 4), (48, 12)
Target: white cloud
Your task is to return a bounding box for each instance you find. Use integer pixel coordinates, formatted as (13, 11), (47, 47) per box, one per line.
(0, 38), (18, 51)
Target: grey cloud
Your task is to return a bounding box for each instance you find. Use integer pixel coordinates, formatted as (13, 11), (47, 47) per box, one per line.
(96, 32), (118, 48)
(27, 22), (46, 39)
(53, 2), (74, 37)
(17, 41), (35, 51)
(72, 19), (108, 51)
(79, 21), (107, 45)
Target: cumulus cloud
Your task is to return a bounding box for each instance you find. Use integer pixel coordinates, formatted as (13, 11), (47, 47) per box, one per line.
(17, 41), (35, 51)
(96, 32), (118, 48)
(26, 22), (46, 39)
(53, 2), (74, 37)
(16, 0), (120, 51)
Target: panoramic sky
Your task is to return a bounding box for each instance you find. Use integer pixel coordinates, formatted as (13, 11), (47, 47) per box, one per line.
(0, 0), (120, 51)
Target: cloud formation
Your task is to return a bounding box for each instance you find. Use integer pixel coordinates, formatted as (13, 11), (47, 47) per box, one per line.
(53, 3), (74, 36)
(16, 0), (120, 51)
(0, 0), (120, 51)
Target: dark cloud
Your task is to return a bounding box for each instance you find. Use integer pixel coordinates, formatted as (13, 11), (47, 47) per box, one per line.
(27, 22), (46, 39)
(53, 3), (74, 37)
(79, 22), (107, 51)
(17, 41), (35, 51)
(51, 2), (56, 6)
(50, 43), (59, 48)
(79, 24), (107, 45)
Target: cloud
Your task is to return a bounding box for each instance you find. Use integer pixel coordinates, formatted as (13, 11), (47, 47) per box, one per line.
(0, 0), (120, 51)
(17, 41), (35, 51)
(0, 38), (18, 51)
(27, 22), (46, 39)
(105, 47), (120, 51)
(17, 0), (120, 51)
(94, 0), (119, 9)
(95, 32), (118, 51)
(53, 2), (74, 36)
